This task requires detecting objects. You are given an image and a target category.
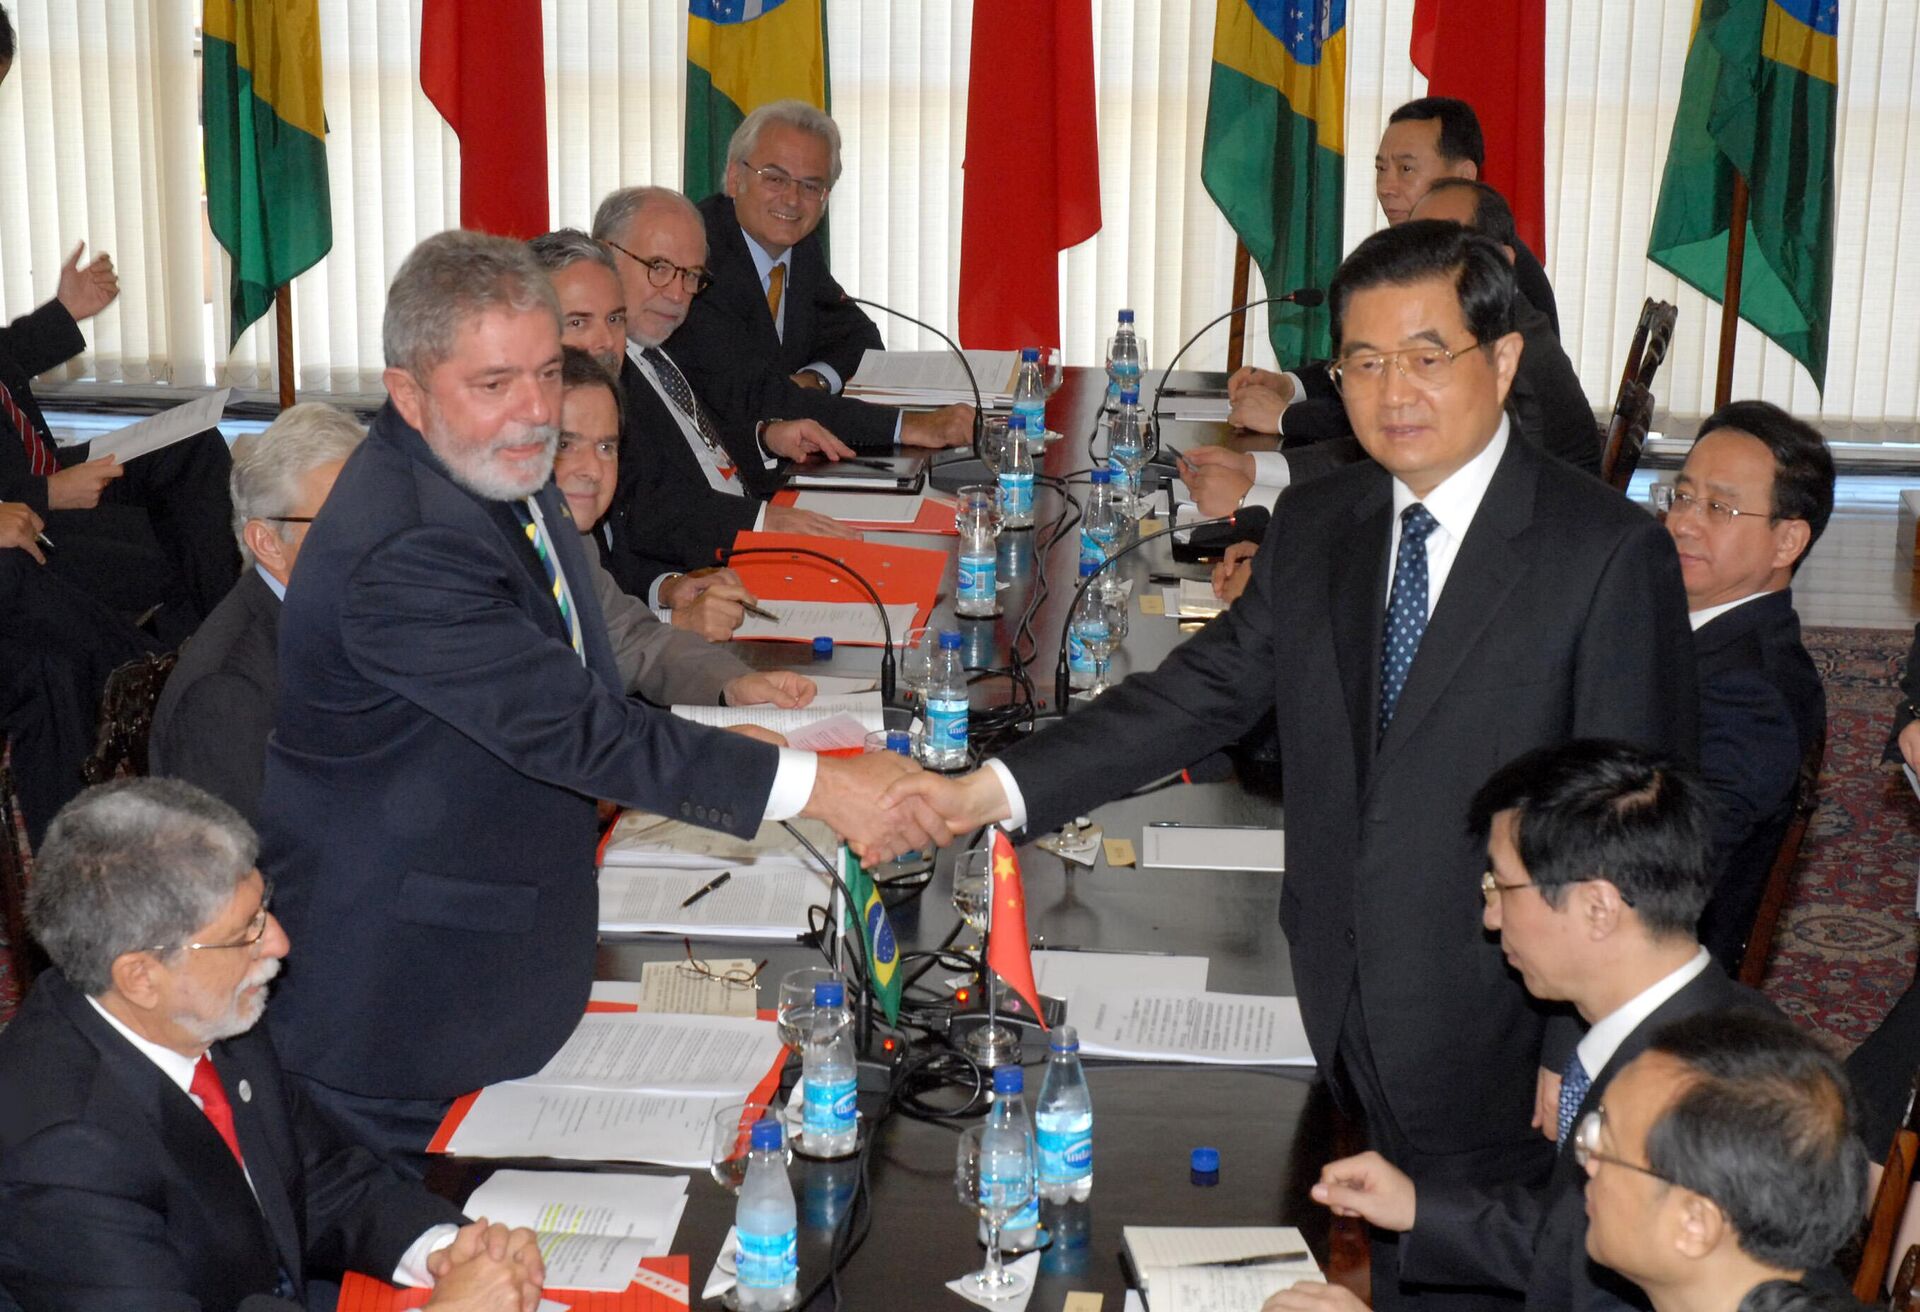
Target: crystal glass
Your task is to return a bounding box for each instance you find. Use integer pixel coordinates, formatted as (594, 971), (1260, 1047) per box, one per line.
(953, 844), (993, 937)
(1106, 428), (1152, 520)
(1037, 345), (1066, 396)
(979, 418), (1008, 476)
(899, 625), (938, 709)
(954, 1124), (1035, 1301)
(955, 484), (1003, 537)
(709, 1101), (791, 1192)
(1070, 587), (1129, 698)
(777, 966), (840, 1048)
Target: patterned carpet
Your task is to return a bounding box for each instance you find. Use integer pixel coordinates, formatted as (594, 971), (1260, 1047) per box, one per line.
(1760, 625), (1920, 1053)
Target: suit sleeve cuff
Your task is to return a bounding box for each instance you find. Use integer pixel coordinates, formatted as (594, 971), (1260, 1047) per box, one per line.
(983, 759), (1028, 832)
(762, 748), (818, 822)
(393, 1223), (461, 1288)
(805, 362), (844, 394)
(1279, 372), (1304, 412)
(1248, 450), (1291, 491)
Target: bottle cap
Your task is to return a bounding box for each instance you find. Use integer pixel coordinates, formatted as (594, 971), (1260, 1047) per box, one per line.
(992, 1065), (1025, 1095)
(1021, 347), (1040, 361)
(1118, 308), (1134, 323)
(1049, 1024), (1080, 1054)
(750, 1118), (784, 1152)
(1191, 1146), (1220, 1174)
(1090, 468), (1111, 484)
(1006, 413), (1027, 432)
(811, 635), (833, 659)
(885, 729), (912, 755)
(939, 630), (963, 651)
(814, 980), (845, 1007)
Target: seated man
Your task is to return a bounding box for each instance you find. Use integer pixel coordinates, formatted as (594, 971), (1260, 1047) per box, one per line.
(668, 99), (972, 455)
(0, 777), (544, 1311)
(1275, 739), (1770, 1312)
(1664, 401), (1830, 971)
(151, 403), (365, 821)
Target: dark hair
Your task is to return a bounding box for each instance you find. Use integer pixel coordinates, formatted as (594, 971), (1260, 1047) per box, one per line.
(1738, 1281), (1872, 1312)
(1329, 220), (1516, 354)
(1422, 178), (1519, 251)
(1646, 1011), (1870, 1272)
(0, 6), (14, 65)
(559, 346), (625, 422)
(1388, 96), (1485, 169)
(1696, 400), (1835, 569)
(1469, 740), (1712, 938)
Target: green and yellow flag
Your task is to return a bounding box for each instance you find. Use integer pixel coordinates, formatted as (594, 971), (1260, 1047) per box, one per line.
(1201, 0), (1346, 363)
(684, 0), (828, 204)
(1648, 0), (1838, 391)
(204, 1), (332, 346)
(838, 844), (901, 1025)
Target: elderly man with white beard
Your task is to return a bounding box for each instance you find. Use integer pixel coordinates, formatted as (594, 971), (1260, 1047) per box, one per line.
(256, 231), (947, 1162)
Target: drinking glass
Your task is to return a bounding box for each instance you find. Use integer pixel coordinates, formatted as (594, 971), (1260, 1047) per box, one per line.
(979, 418), (1008, 475)
(709, 1101), (790, 1192)
(955, 484), (1003, 537)
(954, 1124), (1035, 1301)
(1071, 588), (1129, 698)
(899, 625), (938, 709)
(953, 843), (993, 939)
(777, 966), (840, 1049)
(1037, 346), (1066, 396)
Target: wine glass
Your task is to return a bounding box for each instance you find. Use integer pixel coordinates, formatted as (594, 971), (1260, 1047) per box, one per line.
(777, 966), (839, 1048)
(954, 1124), (1035, 1301)
(953, 844), (992, 942)
(979, 417), (1008, 476)
(1038, 345), (1066, 396)
(955, 484), (1003, 538)
(899, 625), (937, 709)
(1070, 587), (1129, 698)
(709, 1101), (791, 1192)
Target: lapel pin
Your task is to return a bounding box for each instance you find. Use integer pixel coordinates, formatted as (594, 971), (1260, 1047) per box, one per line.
(237, 1079), (252, 1103)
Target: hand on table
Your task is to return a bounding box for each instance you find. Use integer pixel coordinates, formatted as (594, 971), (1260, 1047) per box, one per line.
(1177, 446), (1255, 518)
(763, 418), (855, 463)
(1261, 1281), (1371, 1312)
(1212, 540), (1258, 604)
(1533, 1065), (1563, 1142)
(46, 456), (123, 510)
(1229, 385), (1289, 436)
(0, 502), (45, 563)
(724, 670), (816, 709)
(425, 1219), (544, 1311)
(1310, 1150), (1416, 1232)
(56, 242), (119, 321)
(879, 766), (1012, 841)
(803, 749), (952, 863)
(1228, 366), (1292, 402)
(900, 403), (975, 449)
(663, 569), (752, 640)
(764, 504), (862, 541)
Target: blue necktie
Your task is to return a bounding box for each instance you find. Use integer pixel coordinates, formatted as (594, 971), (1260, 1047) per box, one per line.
(512, 500), (584, 657)
(1378, 503), (1439, 740)
(1557, 1051), (1592, 1146)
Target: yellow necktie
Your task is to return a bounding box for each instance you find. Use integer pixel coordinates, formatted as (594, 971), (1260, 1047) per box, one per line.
(766, 263), (785, 324)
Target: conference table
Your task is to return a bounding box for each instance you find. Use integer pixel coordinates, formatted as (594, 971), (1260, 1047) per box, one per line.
(425, 367), (1361, 1309)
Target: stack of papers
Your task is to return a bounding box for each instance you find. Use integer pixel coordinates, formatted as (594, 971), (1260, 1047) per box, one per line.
(600, 812), (836, 870)
(597, 863), (824, 939)
(464, 1171), (690, 1292)
(85, 389), (232, 464)
(1077, 989), (1315, 1066)
(1124, 1227), (1322, 1312)
(670, 691), (884, 752)
(732, 599), (918, 647)
(845, 348), (1019, 407)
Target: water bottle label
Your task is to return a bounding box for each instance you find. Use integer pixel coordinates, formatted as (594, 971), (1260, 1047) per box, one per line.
(803, 1076), (857, 1138)
(1014, 401), (1047, 438)
(957, 553), (996, 604)
(999, 473), (1034, 519)
(1037, 1125), (1094, 1182)
(1068, 629), (1095, 678)
(1079, 529), (1112, 572)
(735, 1225), (798, 1289)
(926, 698), (969, 748)
(1010, 1196), (1040, 1232)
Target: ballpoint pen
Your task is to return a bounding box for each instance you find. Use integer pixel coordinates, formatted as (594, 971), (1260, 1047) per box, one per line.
(680, 871), (733, 908)
(741, 599), (781, 622)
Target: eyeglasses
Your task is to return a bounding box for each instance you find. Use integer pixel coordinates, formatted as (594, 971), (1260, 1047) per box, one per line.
(1572, 1106), (1673, 1183)
(1329, 341), (1485, 393)
(602, 240), (714, 295)
(149, 881), (274, 954)
(678, 938), (767, 990)
(1481, 869), (1535, 907)
(743, 162), (830, 203)
(259, 516), (314, 524)
(1657, 486), (1775, 528)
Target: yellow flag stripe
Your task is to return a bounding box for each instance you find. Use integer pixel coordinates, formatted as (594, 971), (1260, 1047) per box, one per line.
(206, 0), (327, 142)
(688, 0), (826, 117)
(1762, 3), (1838, 84)
(1211, 3), (1345, 154)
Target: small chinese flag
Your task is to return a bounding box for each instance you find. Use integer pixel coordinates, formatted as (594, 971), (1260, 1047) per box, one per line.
(986, 830), (1048, 1028)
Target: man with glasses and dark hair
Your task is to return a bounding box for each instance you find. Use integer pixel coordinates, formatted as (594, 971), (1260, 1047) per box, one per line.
(890, 221), (1698, 1310)
(1663, 401), (1832, 972)
(1263, 740), (1769, 1312)
(0, 778), (544, 1311)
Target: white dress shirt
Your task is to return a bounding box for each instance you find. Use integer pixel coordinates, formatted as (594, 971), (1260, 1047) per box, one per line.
(83, 996), (454, 1288)
(627, 339), (773, 510)
(1573, 947), (1713, 1082)
(1688, 590), (1775, 631)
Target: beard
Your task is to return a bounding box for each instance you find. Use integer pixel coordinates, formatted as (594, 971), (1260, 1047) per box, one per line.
(420, 406), (559, 502)
(178, 956), (283, 1046)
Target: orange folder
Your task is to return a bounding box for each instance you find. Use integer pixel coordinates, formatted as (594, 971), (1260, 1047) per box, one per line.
(338, 1255), (690, 1310)
(723, 530), (946, 636)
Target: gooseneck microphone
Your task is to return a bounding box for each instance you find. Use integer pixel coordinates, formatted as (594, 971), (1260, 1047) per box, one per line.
(834, 293), (986, 463)
(1146, 288), (1326, 462)
(719, 543), (898, 704)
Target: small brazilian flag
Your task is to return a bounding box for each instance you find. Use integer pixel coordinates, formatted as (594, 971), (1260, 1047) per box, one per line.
(839, 844), (901, 1025)
(684, 0), (829, 204)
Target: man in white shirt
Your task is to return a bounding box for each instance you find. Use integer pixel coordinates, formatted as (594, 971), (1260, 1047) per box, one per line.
(0, 778), (544, 1311)
(1260, 739), (1771, 1312)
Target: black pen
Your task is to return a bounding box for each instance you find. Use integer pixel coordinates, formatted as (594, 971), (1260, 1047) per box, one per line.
(680, 871), (733, 908)
(36, 531), (53, 550)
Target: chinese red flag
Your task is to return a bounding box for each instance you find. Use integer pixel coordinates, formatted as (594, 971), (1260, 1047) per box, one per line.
(420, 0), (549, 239)
(986, 830), (1048, 1028)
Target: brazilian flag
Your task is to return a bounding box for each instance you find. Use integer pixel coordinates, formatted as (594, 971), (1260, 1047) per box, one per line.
(684, 0), (829, 204)
(1648, 0), (1838, 391)
(1201, 0), (1346, 364)
(838, 844), (901, 1025)
(203, 1), (333, 346)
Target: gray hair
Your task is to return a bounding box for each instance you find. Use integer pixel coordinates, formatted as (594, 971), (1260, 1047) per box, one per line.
(28, 779), (259, 996)
(230, 403), (365, 564)
(528, 228), (619, 279)
(383, 230), (559, 378)
(727, 99), (843, 187)
(591, 186), (702, 246)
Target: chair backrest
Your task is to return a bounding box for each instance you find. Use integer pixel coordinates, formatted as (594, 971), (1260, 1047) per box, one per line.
(1738, 723), (1828, 988)
(1635, 300), (1679, 390)
(81, 650), (179, 785)
(1600, 298), (1679, 493)
(1856, 1072), (1920, 1301)
(1891, 1243), (1920, 1312)
(0, 739), (44, 1021)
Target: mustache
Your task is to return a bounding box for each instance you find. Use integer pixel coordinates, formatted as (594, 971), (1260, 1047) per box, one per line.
(490, 424), (559, 456)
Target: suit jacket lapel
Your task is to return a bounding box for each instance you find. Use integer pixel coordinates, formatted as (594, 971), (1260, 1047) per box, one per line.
(215, 1044), (305, 1289)
(1330, 473), (1394, 782)
(537, 481), (620, 686)
(711, 209), (784, 356)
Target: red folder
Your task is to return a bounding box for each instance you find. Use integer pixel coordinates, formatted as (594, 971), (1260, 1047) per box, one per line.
(338, 1255), (690, 1310)
(724, 531), (946, 636)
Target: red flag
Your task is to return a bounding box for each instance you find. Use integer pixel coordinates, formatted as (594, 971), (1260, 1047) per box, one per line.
(1409, 0), (1546, 262)
(420, 0), (549, 240)
(957, 0), (1101, 350)
(986, 831), (1048, 1029)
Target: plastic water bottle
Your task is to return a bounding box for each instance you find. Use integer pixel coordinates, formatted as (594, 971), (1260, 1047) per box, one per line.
(1079, 468), (1121, 573)
(955, 514), (999, 618)
(979, 1065), (1042, 1251)
(801, 981), (857, 1158)
(734, 1119), (799, 1310)
(1035, 1025), (1093, 1202)
(997, 415), (1035, 530)
(1067, 559), (1101, 691)
(1105, 309), (1143, 400)
(1012, 347), (1049, 442)
(922, 630), (970, 770)
(1107, 385), (1146, 509)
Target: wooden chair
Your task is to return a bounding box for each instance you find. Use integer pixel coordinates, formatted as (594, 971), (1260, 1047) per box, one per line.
(1855, 1073), (1920, 1301)
(0, 739), (45, 1019)
(81, 650), (179, 785)
(1600, 298), (1678, 492)
(1890, 1243), (1920, 1311)
(1737, 724), (1827, 989)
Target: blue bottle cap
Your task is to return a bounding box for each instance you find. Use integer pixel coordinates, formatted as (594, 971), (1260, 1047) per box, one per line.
(1049, 1025), (1080, 1053)
(814, 980), (845, 1007)
(1006, 413), (1027, 432)
(811, 635), (833, 659)
(992, 1065), (1025, 1094)
(885, 729), (912, 755)
(939, 630), (963, 650)
(1090, 468), (1111, 485)
(1021, 347), (1040, 362)
(750, 1118), (784, 1152)
(1191, 1146), (1220, 1173)
(1118, 308), (1134, 323)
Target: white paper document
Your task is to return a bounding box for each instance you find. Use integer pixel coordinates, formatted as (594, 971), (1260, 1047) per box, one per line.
(464, 1170), (689, 1291)
(1141, 1264), (1319, 1312)
(733, 599), (917, 647)
(792, 490), (928, 523)
(636, 959), (760, 1018)
(1079, 991), (1315, 1066)
(1140, 825), (1283, 873)
(525, 1013), (786, 1094)
(1032, 951), (1211, 1007)
(442, 1085), (732, 1168)
(845, 348), (1019, 405)
(597, 864), (822, 939)
(85, 389), (232, 464)
(1125, 1226), (1322, 1312)
(599, 812), (834, 870)
(669, 692), (884, 744)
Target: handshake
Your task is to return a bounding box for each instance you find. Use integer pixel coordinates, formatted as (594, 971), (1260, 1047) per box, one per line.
(799, 750), (1018, 862)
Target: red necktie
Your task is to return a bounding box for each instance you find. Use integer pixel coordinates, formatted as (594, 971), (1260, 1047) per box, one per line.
(190, 1054), (247, 1169)
(0, 376), (56, 477)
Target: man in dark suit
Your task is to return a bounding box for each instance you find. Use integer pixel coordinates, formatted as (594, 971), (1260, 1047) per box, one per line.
(1276, 741), (1771, 1312)
(259, 231), (942, 1158)
(890, 222), (1698, 1309)
(0, 778), (542, 1311)
(1663, 401), (1831, 972)
(664, 101), (972, 455)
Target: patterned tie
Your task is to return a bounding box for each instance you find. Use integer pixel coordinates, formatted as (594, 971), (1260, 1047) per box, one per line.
(1378, 503), (1439, 740)
(190, 1054), (247, 1169)
(513, 499), (585, 658)
(0, 376), (57, 476)
(1557, 1050), (1592, 1146)
(766, 262), (786, 329)
(640, 346), (735, 478)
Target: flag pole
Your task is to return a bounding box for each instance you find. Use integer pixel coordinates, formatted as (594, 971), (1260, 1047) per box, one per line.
(1225, 241), (1253, 374)
(1713, 172), (1751, 411)
(274, 285), (296, 411)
